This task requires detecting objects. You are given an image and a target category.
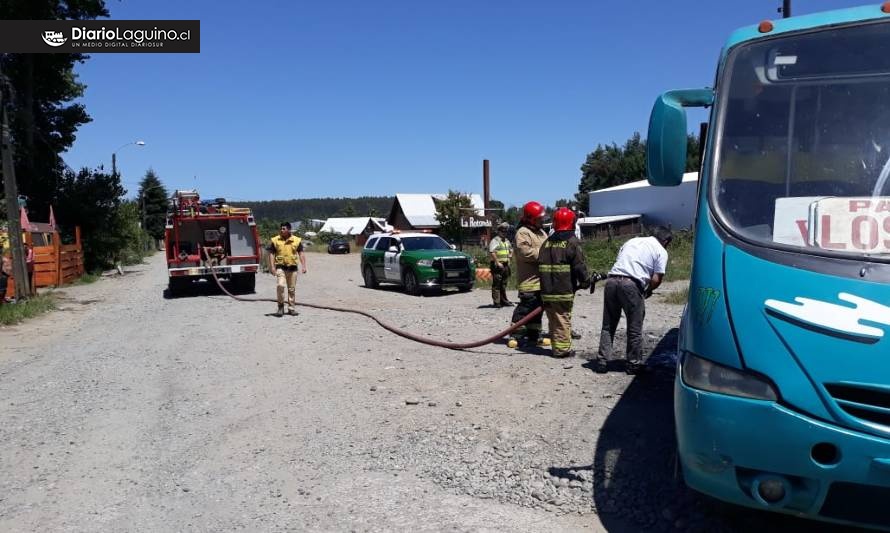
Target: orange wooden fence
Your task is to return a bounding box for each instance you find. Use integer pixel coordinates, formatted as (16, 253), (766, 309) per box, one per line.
(4, 227), (84, 299)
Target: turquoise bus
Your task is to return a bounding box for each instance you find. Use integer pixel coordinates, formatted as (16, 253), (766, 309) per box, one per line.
(648, 4), (890, 529)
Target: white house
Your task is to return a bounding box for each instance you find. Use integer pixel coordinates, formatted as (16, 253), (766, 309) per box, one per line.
(386, 193), (485, 231)
(318, 217), (390, 235)
(587, 172), (698, 229)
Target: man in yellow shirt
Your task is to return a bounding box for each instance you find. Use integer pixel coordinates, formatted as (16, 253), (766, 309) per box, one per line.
(267, 222), (307, 317)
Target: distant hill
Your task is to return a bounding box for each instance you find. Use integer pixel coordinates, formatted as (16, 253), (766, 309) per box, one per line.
(231, 196), (394, 222)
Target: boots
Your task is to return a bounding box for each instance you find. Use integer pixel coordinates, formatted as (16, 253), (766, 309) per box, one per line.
(275, 305), (284, 317)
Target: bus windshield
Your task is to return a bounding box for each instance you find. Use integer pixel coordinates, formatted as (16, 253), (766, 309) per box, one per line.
(713, 21), (890, 257)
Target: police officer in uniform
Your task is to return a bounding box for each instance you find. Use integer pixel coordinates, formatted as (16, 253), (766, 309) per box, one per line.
(267, 222), (307, 317)
(539, 208), (590, 358)
(488, 222), (513, 307)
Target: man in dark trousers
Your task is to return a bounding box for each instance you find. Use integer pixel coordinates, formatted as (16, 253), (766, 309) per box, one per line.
(539, 207), (590, 358)
(595, 227), (672, 374)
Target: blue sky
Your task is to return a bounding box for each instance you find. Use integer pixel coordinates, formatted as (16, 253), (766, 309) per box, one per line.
(63, 0), (858, 207)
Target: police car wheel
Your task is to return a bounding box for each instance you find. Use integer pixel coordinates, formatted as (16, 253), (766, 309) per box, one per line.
(363, 264), (378, 289)
(403, 269), (421, 296)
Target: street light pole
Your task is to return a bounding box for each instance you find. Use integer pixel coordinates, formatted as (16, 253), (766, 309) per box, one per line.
(111, 140), (145, 177)
(0, 68), (29, 299)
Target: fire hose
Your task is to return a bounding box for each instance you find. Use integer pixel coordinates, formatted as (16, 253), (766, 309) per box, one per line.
(202, 247), (542, 350)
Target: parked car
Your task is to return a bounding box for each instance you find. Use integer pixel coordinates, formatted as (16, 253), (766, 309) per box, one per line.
(360, 232), (475, 295)
(327, 239), (351, 254)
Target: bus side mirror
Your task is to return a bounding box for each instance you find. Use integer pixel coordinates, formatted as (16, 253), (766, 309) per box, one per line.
(647, 88), (714, 187)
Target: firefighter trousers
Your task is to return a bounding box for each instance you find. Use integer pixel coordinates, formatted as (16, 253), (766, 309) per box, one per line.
(544, 299), (574, 356)
(510, 291), (542, 341)
(275, 266), (298, 309)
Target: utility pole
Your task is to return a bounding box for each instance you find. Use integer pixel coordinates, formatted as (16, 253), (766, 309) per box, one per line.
(780, 0), (791, 18)
(0, 68), (30, 300)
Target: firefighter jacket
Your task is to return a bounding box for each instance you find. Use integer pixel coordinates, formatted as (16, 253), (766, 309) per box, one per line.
(268, 235), (303, 267)
(514, 224), (548, 293)
(539, 230), (590, 303)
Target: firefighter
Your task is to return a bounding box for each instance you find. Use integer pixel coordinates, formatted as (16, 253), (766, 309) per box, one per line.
(508, 201), (550, 348)
(267, 222), (307, 317)
(539, 207), (590, 358)
(488, 222), (513, 308)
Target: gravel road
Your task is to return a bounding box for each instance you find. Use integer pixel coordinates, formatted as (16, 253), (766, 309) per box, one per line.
(0, 251), (860, 532)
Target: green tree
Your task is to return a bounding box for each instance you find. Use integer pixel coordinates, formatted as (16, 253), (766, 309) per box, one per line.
(503, 206), (521, 226)
(434, 190), (472, 243)
(0, 0), (109, 221)
(138, 168), (168, 244)
(685, 133), (701, 175)
(339, 201), (357, 217)
(574, 132), (700, 209)
(54, 167), (127, 271)
(115, 200), (150, 265)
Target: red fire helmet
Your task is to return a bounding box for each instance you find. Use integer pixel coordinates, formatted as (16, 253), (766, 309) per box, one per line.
(552, 207), (576, 231)
(521, 201), (545, 223)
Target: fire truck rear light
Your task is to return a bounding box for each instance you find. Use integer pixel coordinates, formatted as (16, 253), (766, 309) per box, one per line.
(243, 266), (258, 272)
(170, 270), (186, 277)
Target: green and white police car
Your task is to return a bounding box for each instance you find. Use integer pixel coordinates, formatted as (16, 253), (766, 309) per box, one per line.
(360, 232), (476, 295)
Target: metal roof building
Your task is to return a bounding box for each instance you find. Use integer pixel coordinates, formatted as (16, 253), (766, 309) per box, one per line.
(386, 193), (485, 231)
(587, 172), (698, 229)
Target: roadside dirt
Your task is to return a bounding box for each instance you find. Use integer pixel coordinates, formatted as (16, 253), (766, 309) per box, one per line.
(0, 252), (858, 532)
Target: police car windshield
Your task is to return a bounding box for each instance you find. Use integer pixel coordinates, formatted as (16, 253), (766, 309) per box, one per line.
(400, 236), (451, 251)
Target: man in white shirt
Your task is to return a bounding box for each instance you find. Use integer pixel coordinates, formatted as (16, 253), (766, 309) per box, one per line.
(594, 227), (672, 374)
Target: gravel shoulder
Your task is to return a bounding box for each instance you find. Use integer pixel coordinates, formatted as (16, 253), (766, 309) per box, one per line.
(0, 251), (856, 532)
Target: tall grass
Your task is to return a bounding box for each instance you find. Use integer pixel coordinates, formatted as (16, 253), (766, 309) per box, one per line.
(0, 294), (57, 326)
(662, 286), (690, 305)
(472, 230), (694, 289)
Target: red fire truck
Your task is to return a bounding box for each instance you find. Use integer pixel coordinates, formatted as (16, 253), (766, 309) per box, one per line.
(164, 190), (262, 296)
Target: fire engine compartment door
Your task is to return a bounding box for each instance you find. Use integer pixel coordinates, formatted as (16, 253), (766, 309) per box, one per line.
(228, 219), (256, 257)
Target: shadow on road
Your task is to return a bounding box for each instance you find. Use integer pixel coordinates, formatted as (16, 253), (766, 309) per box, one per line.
(573, 328), (866, 532)
(163, 279), (253, 299)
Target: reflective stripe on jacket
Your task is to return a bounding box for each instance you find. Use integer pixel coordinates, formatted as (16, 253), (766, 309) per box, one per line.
(491, 237), (512, 261)
(538, 230), (589, 301)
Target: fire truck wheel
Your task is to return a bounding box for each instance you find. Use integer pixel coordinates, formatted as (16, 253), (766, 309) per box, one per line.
(168, 277), (189, 297)
(232, 273), (256, 294)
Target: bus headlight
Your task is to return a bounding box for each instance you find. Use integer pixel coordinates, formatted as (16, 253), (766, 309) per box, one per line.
(681, 353), (778, 401)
